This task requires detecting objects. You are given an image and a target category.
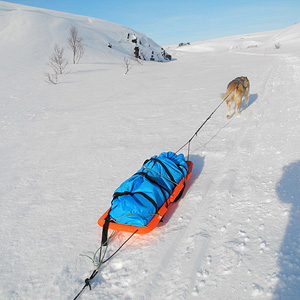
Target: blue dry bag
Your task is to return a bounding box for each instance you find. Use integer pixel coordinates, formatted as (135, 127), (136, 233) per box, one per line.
(109, 152), (188, 227)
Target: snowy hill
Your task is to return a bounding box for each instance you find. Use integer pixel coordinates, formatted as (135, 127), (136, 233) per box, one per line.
(172, 22), (300, 54)
(0, 0), (170, 67)
(1, 1), (300, 300)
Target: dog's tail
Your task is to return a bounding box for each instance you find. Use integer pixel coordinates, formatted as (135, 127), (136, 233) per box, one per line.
(220, 82), (238, 100)
(220, 92), (233, 100)
(220, 92), (228, 99)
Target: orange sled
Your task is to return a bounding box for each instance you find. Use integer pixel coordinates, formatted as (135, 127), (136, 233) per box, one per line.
(98, 161), (193, 234)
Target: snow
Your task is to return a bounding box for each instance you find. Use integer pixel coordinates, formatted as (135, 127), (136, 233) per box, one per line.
(1, 1), (300, 299)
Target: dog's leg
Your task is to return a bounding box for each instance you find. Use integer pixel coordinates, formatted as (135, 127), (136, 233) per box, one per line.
(226, 101), (231, 119)
(235, 99), (242, 116)
(244, 90), (250, 107)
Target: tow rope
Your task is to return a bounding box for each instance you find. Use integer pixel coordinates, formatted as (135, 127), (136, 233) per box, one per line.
(73, 230), (137, 300)
(175, 89), (235, 159)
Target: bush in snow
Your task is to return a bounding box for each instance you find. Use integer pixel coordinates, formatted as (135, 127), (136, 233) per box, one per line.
(124, 57), (132, 74)
(45, 44), (68, 84)
(134, 46), (140, 59)
(275, 42), (281, 49)
(44, 72), (58, 85)
(68, 26), (85, 64)
(161, 48), (172, 61)
(178, 42), (190, 47)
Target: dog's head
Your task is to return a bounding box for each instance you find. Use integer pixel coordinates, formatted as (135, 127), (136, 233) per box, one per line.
(238, 76), (249, 89)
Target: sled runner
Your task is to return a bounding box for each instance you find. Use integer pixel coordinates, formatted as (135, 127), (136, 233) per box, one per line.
(98, 152), (193, 235)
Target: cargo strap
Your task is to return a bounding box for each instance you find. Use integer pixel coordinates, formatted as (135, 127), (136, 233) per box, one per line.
(101, 208), (111, 246)
(147, 157), (176, 185)
(113, 191), (158, 212)
(135, 172), (169, 201)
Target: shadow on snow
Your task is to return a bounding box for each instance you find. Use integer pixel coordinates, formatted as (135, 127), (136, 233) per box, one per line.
(241, 93), (258, 112)
(157, 154), (204, 226)
(275, 160), (300, 299)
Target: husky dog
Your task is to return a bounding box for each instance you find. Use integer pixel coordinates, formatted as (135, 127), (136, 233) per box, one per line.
(221, 76), (250, 118)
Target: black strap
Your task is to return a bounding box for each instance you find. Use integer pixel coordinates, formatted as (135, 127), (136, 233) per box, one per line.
(135, 171), (169, 206)
(176, 163), (187, 176)
(113, 191), (158, 212)
(135, 172), (170, 195)
(101, 209), (111, 246)
(149, 158), (176, 185)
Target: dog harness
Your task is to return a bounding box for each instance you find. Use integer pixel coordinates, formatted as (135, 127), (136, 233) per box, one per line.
(237, 78), (248, 90)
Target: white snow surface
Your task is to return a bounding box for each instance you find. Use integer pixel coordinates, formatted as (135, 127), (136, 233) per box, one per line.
(1, 1), (300, 299)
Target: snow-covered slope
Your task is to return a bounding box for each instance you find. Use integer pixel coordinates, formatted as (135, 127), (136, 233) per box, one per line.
(0, 0), (170, 66)
(1, 1), (300, 300)
(172, 23), (300, 54)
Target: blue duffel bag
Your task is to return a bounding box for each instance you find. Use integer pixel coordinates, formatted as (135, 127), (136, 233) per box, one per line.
(109, 152), (188, 227)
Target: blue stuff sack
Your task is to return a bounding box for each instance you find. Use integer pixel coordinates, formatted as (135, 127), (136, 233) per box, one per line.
(109, 152), (188, 227)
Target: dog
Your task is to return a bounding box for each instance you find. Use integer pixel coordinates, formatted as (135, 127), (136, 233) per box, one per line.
(221, 76), (250, 118)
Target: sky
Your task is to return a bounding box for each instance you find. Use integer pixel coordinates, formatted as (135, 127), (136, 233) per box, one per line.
(2, 0), (300, 45)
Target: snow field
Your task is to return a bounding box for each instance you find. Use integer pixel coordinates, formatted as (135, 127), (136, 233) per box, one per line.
(1, 2), (300, 299)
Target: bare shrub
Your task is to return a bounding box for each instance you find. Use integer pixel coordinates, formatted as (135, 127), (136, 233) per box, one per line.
(45, 44), (68, 84)
(68, 26), (84, 64)
(124, 57), (132, 74)
(49, 44), (68, 74)
(44, 72), (58, 84)
(275, 42), (281, 49)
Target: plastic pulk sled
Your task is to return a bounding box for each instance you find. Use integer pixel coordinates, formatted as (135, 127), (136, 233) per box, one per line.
(98, 152), (193, 236)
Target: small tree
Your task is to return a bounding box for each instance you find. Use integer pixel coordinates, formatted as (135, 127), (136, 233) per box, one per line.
(68, 26), (84, 64)
(124, 57), (132, 75)
(49, 44), (68, 74)
(45, 44), (68, 84)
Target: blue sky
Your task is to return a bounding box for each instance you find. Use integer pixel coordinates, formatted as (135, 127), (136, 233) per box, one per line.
(3, 0), (300, 45)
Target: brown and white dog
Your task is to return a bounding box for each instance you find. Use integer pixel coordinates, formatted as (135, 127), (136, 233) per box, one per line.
(221, 76), (250, 118)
